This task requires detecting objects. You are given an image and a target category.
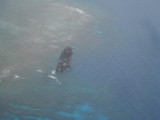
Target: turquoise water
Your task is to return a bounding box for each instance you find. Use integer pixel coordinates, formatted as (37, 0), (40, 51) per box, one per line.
(0, 0), (160, 120)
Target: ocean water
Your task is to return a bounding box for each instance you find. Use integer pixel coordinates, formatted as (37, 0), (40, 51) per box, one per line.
(0, 0), (160, 120)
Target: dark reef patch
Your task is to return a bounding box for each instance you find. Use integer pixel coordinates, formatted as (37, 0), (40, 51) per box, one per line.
(56, 47), (73, 72)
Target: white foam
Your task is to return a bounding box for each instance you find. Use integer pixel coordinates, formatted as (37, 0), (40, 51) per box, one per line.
(2, 69), (11, 74)
(48, 75), (62, 85)
(14, 75), (20, 80)
(0, 67), (14, 79)
(48, 75), (56, 79)
(76, 8), (85, 14)
(36, 69), (43, 73)
(51, 70), (56, 75)
(64, 6), (87, 16)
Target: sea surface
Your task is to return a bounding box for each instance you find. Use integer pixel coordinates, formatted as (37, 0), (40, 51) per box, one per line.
(0, 0), (160, 120)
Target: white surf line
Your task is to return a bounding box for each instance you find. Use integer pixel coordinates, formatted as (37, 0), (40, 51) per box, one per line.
(50, 4), (94, 20)
(48, 74), (62, 85)
(51, 69), (61, 85)
(64, 5), (95, 20)
(48, 75), (56, 79)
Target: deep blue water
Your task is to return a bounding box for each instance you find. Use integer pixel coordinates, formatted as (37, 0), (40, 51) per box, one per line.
(0, 0), (160, 120)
